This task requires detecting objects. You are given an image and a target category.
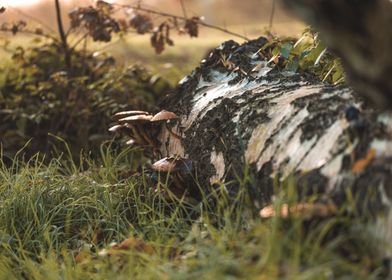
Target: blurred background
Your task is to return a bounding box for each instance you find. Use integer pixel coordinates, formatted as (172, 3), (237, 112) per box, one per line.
(0, 0), (303, 82)
(0, 0), (306, 162)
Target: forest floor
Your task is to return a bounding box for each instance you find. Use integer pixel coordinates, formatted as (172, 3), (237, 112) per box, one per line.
(0, 21), (388, 279)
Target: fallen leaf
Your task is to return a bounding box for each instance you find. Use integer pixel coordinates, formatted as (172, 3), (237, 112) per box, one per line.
(107, 237), (155, 256)
(260, 202), (337, 219)
(75, 251), (92, 264)
(352, 148), (376, 174)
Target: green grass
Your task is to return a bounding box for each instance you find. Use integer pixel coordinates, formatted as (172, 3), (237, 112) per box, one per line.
(0, 145), (388, 279)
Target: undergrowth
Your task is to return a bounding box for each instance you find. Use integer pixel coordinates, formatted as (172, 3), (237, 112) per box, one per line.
(0, 146), (388, 279)
(0, 42), (172, 160)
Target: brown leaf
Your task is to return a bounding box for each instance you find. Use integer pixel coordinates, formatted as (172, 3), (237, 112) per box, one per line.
(352, 148), (376, 174)
(35, 28), (43, 35)
(151, 29), (165, 54)
(260, 202), (338, 219)
(184, 17), (200, 38)
(109, 238), (155, 256)
(75, 251), (92, 264)
(96, 0), (113, 15)
(129, 13), (153, 34)
(164, 24), (174, 46)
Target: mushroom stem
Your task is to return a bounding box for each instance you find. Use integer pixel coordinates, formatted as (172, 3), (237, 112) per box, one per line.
(165, 123), (182, 140)
(136, 124), (156, 147)
(127, 124), (145, 145)
(171, 174), (186, 197)
(152, 147), (163, 159)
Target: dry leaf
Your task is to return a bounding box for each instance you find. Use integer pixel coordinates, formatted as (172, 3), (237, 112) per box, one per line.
(260, 202), (337, 219)
(184, 17), (199, 37)
(352, 148), (376, 173)
(108, 237), (155, 256)
(129, 13), (153, 34)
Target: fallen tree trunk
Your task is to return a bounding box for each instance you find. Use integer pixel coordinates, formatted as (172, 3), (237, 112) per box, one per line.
(158, 38), (392, 217)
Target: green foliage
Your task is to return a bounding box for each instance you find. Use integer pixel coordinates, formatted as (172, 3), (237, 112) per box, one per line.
(269, 28), (345, 84)
(0, 42), (172, 160)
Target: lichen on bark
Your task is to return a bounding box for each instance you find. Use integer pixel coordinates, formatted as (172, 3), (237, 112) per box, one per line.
(159, 37), (392, 213)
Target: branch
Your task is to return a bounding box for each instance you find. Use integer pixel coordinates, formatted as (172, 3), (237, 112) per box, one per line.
(54, 0), (72, 71)
(8, 6), (56, 34)
(115, 3), (250, 41)
(269, 0), (276, 30)
(179, 0), (188, 19)
(0, 28), (59, 42)
(69, 32), (89, 51)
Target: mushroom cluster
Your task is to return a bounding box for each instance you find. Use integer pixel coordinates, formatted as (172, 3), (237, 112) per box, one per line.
(109, 110), (180, 156)
(110, 110), (196, 199)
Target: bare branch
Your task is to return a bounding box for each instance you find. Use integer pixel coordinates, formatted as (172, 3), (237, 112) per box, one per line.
(54, 0), (72, 71)
(269, 0), (276, 30)
(8, 6), (57, 34)
(179, 0), (188, 19)
(0, 28), (59, 42)
(115, 3), (250, 41)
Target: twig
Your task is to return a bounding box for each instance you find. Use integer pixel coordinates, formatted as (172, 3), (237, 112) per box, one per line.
(115, 3), (250, 41)
(0, 28), (59, 42)
(269, 0), (276, 30)
(54, 0), (72, 71)
(179, 0), (187, 19)
(8, 6), (56, 34)
(70, 32), (89, 50)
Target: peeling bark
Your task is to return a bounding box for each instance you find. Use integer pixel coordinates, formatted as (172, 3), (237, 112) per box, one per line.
(159, 38), (392, 217)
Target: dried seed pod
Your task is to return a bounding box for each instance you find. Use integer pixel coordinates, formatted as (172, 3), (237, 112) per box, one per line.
(129, 13), (153, 34)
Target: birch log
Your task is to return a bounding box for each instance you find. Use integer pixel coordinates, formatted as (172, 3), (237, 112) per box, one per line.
(158, 38), (392, 219)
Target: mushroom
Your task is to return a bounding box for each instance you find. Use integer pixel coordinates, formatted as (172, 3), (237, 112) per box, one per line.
(151, 156), (193, 197)
(108, 124), (134, 136)
(150, 110), (182, 139)
(112, 110), (149, 121)
(151, 110), (179, 122)
(108, 124), (125, 133)
(118, 114), (155, 147)
(126, 138), (136, 145)
(118, 114), (153, 124)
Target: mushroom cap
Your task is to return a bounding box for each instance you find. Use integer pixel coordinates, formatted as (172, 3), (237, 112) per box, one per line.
(152, 157), (178, 172)
(118, 114), (153, 124)
(108, 124), (125, 133)
(113, 110), (149, 120)
(152, 156), (192, 173)
(151, 110), (179, 122)
(125, 139), (136, 145)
